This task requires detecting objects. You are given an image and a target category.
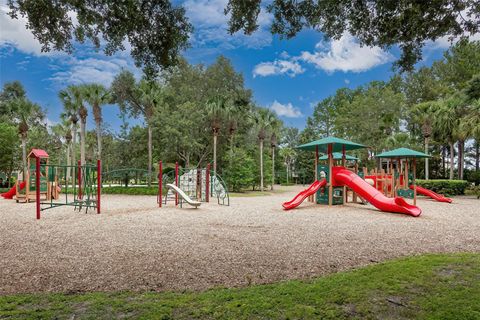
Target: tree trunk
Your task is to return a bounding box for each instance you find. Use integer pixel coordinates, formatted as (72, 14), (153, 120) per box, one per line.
(71, 126), (77, 166)
(147, 124), (152, 187)
(442, 146), (446, 178)
(425, 136), (429, 180)
(458, 140), (464, 180)
(21, 136), (27, 179)
(96, 120), (102, 160)
(66, 144), (71, 182)
(449, 142), (454, 180)
(259, 139), (264, 191)
(213, 133), (217, 174)
(271, 146), (275, 190)
(286, 163), (289, 184)
(80, 120), (86, 165)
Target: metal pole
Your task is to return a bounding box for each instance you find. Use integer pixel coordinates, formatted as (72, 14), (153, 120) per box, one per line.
(342, 145), (346, 203)
(97, 159), (101, 214)
(78, 160), (82, 200)
(413, 159), (417, 205)
(328, 144), (333, 206)
(36, 157), (40, 220)
(175, 162), (179, 206)
(206, 164), (210, 203)
(158, 161), (162, 207)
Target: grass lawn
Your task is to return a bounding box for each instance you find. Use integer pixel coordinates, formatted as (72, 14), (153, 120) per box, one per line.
(1, 253), (479, 319)
(230, 187), (291, 197)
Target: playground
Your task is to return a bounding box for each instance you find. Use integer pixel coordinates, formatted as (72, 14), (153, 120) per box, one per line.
(1, 188), (479, 295)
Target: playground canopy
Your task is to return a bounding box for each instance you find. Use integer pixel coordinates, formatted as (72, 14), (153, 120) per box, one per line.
(318, 152), (358, 161)
(376, 147), (431, 159)
(296, 136), (367, 153)
(28, 149), (49, 159)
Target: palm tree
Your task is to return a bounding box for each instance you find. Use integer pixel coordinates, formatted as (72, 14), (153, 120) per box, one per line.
(411, 101), (436, 180)
(11, 98), (43, 175)
(269, 119), (281, 190)
(59, 85), (86, 165)
(435, 98), (461, 180)
(279, 147), (296, 184)
(206, 97), (226, 174)
(51, 121), (72, 180)
(83, 84), (111, 160)
(251, 108), (276, 191)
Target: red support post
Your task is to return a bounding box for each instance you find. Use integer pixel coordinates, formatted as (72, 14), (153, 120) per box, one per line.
(206, 164), (210, 203)
(158, 161), (162, 207)
(36, 157), (40, 220)
(175, 162), (179, 206)
(97, 159), (101, 214)
(77, 160), (82, 200)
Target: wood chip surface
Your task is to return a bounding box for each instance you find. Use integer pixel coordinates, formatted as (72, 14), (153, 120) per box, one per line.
(1, 186), (479, 295)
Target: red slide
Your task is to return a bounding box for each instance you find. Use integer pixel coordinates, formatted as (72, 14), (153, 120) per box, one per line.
(410, 185), (452, 203)
(1, 181), (25, 199)
(283, 179), (327, 210)
(334, 168), (421, 217)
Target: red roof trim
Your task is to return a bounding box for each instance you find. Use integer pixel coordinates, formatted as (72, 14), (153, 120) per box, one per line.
(28, 149), (49, 159)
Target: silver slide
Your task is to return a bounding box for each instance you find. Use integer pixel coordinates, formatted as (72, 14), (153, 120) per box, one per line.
(166, 184), (202, 208)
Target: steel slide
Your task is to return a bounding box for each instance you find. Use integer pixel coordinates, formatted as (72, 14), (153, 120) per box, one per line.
(282, 179), (326, 210)
(166, 183), (202, 208)
(410, 185), (452, 203)
(334, 169), (421, 217)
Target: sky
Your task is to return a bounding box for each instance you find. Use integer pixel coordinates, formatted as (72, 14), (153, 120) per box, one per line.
(0, 0), (469, 132)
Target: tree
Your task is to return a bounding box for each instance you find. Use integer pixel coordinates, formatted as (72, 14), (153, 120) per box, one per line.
(223, 147), (255, 192)
(279, 147), (296, 184)
(11, 98), (43, 175)
(59, 85), (87, 165)
(0, 81), (26, 121)
(0, 123), (19, 187)
(59, 89), (80, 168)
(251, 108), (276, 191)
(7, 0), (192, 75)
(411, 101), (437, 179)
(226, 1), (479, 72)
(83, 84), (111, 160)
(112, 71), (166, 185)
(206, 97), (226, 174)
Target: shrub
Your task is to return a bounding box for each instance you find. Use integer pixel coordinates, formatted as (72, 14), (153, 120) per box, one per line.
(416, 179), (469, 196)
(465, 170), (480, 185)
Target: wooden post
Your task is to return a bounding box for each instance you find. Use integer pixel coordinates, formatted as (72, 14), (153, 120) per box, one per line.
(413, 158), (417, 205)
(35, 157), (40, 220)
(97, 159), (101, 214)
(328, 144), (333, 206)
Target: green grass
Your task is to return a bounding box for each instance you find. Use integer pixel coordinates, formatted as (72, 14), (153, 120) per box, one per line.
(1, 253), (479, 319)
(230, 187), (291, 197)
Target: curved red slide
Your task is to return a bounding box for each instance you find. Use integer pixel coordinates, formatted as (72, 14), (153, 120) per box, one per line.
(410, 185), (452, 203)
(282, 179), (326, 210)
(334, 169), (421, 217)
(1, 181), (26, 199)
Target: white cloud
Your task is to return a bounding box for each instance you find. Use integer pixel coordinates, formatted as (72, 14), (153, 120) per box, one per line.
(253, 59), (304, 78)
(184, 0), (272, 50)
(48, 57), (139, 87)
(0, 5), (48, 56)
(300, 34), (392, 73)
(270, 101), (303, 118)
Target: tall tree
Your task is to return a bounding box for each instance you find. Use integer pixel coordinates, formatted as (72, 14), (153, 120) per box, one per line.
(251, 108), (276, 191)
(411, 101), (436, 179)
(11, 98), (43, 175)
(83, 84), (111, 160)
(206, 97), (226, 174)
(7, 0), (192, 75)
(226, 1), (479, 72)
(112, 71), (165, 185)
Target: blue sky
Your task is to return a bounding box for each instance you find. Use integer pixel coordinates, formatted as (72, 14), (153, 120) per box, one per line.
(0, 0), (463, 131)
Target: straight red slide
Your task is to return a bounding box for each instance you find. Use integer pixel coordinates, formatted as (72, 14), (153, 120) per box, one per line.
(334, 168), (421, 217)
(410, 185), (452, 203)
(282, 179), (326, 210)
(1, 181), (25, 199)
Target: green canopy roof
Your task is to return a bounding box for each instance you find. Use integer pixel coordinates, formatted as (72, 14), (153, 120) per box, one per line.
(318, 152), (358, 161)
(296, 136), (367, 153)
(376, 147), (431, 159)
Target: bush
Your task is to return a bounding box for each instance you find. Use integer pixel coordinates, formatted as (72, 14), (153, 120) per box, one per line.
(465, 170), (480, 185)
(416, 179), (469, 196)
